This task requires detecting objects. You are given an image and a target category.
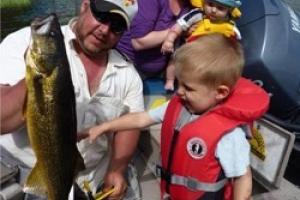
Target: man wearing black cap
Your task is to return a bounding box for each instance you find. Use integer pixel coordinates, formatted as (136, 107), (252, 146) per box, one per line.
(0, 0), (143, 199)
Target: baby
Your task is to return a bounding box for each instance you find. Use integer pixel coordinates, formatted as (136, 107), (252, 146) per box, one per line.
(162, 0), (242, 91)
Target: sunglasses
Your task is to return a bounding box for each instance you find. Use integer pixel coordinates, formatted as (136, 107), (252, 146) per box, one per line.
(90, 0), (128, 34)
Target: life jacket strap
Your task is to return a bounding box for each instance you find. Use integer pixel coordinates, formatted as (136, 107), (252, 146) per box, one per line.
(157, 165), (227, 192)
(171, 174), (227, 192)
(156, 165), (171, 183)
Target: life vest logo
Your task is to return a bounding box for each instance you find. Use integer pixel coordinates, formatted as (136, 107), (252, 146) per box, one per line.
(187, 137), (207, 159)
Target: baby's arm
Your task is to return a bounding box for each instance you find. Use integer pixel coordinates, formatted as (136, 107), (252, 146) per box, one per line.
(161, 24), (183, 54)
(85, 112), (156, 142)
(233, 167), (252, 200)
(161, 8), (203, 54)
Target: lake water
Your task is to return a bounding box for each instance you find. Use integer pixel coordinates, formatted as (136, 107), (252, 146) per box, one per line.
(1, 0), (300, 41)
(284, 0), (300, 11)
(1, 0), (81, 40)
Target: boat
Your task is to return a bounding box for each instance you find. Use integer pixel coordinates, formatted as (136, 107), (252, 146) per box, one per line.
(1, 0), (300, 199)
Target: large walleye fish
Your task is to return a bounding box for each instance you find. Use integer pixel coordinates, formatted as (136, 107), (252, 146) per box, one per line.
(24, 13), (85, 200)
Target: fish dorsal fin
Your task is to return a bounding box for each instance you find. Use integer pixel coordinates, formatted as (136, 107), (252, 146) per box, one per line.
(23, 163), (47, 197)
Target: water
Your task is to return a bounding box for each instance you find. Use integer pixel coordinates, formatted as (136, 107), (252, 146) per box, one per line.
(283, 0), (300, 11)
(1, 0), (81, 40)
(1, 0), (300, 41)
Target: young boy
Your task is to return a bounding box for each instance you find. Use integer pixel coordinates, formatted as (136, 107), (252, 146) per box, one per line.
(162, 0), (242, 91)
(81, 34), (270, 200)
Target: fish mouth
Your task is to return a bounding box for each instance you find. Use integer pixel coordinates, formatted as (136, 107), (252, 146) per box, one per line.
(27, 14), (62, 74)
(31, 14), (57, 36)
(29, 14), (62, 56)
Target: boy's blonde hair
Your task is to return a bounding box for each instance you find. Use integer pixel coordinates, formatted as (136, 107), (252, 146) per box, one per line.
(174, 33), (244, 89)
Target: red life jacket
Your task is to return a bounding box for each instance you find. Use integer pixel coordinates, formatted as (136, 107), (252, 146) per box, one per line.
(160, 78), (269, 200)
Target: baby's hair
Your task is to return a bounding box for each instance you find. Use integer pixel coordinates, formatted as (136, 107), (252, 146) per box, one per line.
(174, 33), (244, 89)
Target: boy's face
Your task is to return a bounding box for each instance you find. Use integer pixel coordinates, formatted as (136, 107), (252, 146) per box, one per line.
(176, 71), (218, 114)
(204, 0), (230, 21)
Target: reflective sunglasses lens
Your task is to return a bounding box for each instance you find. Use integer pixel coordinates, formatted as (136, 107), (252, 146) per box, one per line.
(89, 0), (127, 34)
(109, 15), (127, 34)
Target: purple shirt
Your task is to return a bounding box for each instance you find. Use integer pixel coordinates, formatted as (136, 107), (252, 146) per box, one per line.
(116, 0), (190, 74)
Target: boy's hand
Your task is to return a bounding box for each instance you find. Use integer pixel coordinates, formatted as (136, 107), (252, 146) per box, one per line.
(89, 125), (108, 142)
(77, 124), (109, 142)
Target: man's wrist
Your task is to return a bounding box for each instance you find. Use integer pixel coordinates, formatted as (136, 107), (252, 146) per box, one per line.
(108, 161), (127, 174)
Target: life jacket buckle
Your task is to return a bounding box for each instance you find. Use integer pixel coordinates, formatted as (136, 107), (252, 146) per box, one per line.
(156, 165), (171, 184)
(186, 177), (198, 191)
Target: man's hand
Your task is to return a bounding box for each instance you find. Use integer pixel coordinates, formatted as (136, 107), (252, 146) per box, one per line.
(103, 171), (127, 200)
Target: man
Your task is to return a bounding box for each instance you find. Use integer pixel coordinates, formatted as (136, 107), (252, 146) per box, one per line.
(0, 0), (143, 199)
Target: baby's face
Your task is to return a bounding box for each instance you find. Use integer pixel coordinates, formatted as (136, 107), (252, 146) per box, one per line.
(204, 0), (230, 21)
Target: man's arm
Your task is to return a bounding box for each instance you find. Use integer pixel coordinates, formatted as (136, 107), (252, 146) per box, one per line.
(107, 112), (155, 177)
(110, 129), (140, 173)
(101, 129), (139, 199)
(0, 28), (31, 134)
(1, 79), (26, 133)
(98, 112), (155, 198)
(101, 65), (146, 198)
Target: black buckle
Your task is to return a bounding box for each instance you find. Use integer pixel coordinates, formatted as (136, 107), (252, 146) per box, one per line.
(156, 165), (171, 184)
(155, 165), (162, 177)
(186, 177), (198, 191)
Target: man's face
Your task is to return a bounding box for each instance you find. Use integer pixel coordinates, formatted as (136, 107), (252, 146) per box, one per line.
(74, 1), (124, 56)
(204, 0), (230, 21)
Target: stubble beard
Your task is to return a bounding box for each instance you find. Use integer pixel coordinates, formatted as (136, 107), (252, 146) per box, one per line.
(74, 22), (107, 57)
(76, 33), (106, 57)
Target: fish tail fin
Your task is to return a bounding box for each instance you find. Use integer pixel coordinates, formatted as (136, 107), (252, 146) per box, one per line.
(23, 163), (47, 197)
